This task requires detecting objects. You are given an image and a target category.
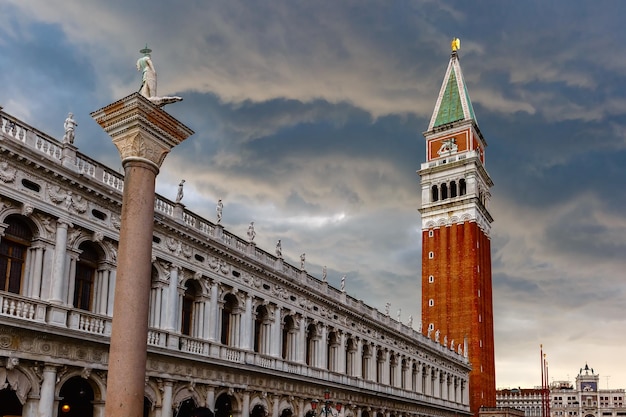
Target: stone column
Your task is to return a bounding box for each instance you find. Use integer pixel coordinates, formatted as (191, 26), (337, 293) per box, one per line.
(338, 331), (346, 374)
(65, 253), (78, 306)
(107, 268), (116, 315)
(272, 395), (280, 417)
(271, 306), (282, 357)
(29, 244), (44, 299)
(241, 294), (253, 350)
(161, 380), (174, 417)
(297, 316), (306, 363)
(209, 281), (219, 341)
(319, 323), (327, 369)
(49, 220), (70, 304)
(417, 364), (423, 393)
(165, 265), (180, 331)
(92, 93), (193, 417)
(355, 338), (362, 378)
(37, 365), (57, 417)
(206, 386), (216, 411)
(242, 391), (250, 417)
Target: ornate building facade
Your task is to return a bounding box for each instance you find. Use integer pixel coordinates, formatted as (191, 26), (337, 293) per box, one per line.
(0, 107), (471, 417)
(496, 365), (626, 417)
(419, 45), (496, 415)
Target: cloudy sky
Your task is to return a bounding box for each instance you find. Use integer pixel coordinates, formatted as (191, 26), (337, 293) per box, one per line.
(2, 1), (625, 390)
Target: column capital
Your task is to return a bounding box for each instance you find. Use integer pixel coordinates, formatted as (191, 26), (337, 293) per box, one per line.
(91, 93), (194, 170)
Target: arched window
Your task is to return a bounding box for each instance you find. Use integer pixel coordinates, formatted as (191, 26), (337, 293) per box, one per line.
(254, 304), (270, 354)
(0, 215), (32, 294)
(450, 181), (457, 198)
(376, 349), (385, 383)
(181, 280), (201, 336)
(149, 266), (162, 328)
(327, 331), (339, 371)
(345, 337), (356, 376)
(431, 368), (436, 396)
(401, 358), (408, 389)
(221, 293), (239, 346)
(441, 183), (448, 200)
(361, 343), (371, 380)
(431, 185), (439, 202)
(459, 179), (467, 196)
(389, 353), (397, 387)
(74, 242), (101, 311)
(282, 315), (296, 360)
(412, 363), (418, 392)
(305, 323), (317, 366)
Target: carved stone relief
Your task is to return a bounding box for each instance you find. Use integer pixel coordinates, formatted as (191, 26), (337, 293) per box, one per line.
(0, 160), (17, 183)
(48, 185), (88, 214)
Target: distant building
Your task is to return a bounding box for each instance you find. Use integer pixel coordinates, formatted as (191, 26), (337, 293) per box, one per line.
(497, 388), (543, 417)
(480, 407), (525, 417)
(497, 365), (626, 417)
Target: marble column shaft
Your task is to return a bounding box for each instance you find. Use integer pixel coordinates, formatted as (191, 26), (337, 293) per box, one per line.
(105, 159), (157, 417)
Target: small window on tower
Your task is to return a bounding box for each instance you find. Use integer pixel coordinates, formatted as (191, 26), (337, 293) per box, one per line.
(478, 289), (481, 297)
(429, 275), (434, 283)
(479, 314), (482, 322)
(428, 251), (434, 259)
(428, 299), (434, 307)
(428, 323), (434, 331)
(428, 230), (434, 238)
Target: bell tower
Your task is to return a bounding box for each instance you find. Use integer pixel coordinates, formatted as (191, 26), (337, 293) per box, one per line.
(418, 39), (495, 415)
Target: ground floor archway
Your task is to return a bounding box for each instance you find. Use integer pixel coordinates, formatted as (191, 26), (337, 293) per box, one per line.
(0, 385), (22, 417)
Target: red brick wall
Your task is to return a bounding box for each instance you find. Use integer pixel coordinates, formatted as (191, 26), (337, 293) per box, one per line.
(421, 221), (495, 415)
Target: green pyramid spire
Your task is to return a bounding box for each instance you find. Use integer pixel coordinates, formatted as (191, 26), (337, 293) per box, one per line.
(428, 50), (477, 131)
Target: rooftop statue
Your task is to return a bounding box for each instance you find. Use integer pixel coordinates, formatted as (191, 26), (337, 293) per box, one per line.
(175, 179), (185, 203)
(63, 112), (78, 144)
(247, 222), (256, 242)
(275, 239), (282, 258)
(136, 45), (182, 106)
(216, 199), (223, 224)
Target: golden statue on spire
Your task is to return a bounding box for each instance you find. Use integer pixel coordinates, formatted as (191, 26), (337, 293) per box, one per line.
(451, 37), (461, 52)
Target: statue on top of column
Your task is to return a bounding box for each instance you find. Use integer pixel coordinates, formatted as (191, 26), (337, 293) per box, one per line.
(136, 45), (182, 107)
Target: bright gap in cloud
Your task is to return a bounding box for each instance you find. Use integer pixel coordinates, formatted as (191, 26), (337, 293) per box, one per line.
(283, 212), (347, 228)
